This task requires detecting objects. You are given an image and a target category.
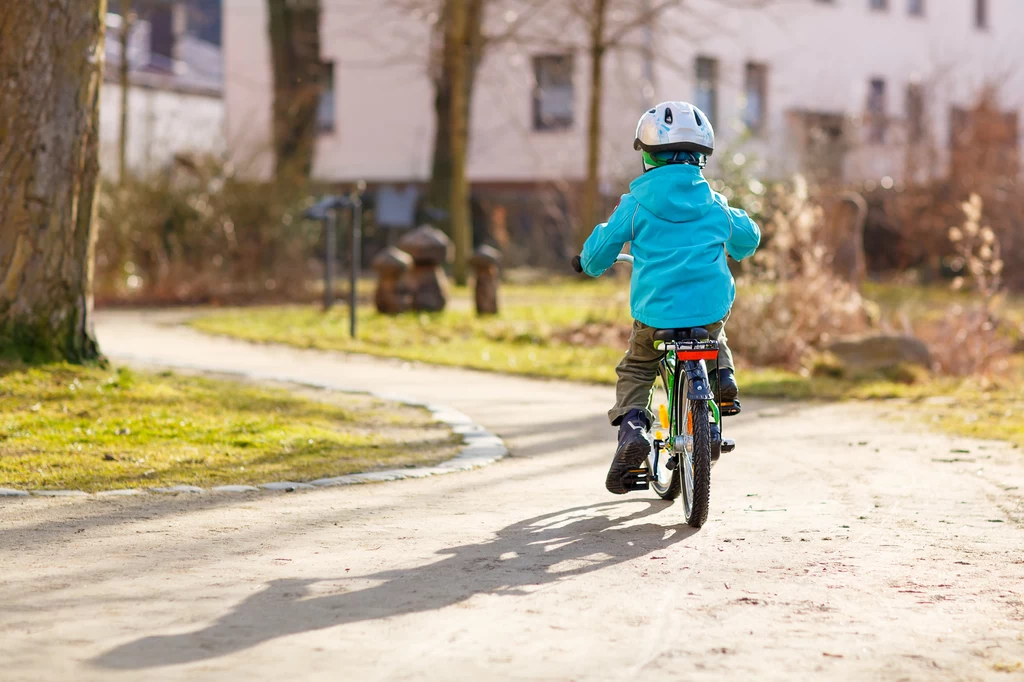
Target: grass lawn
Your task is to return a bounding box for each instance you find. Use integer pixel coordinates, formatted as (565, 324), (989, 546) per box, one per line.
(193, 276), (635, 383)
(0, 363), (458, 492)
(190, 277), (1023, 449)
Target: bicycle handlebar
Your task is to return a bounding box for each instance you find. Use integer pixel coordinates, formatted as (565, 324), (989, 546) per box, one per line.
(571, 253), (634, 274)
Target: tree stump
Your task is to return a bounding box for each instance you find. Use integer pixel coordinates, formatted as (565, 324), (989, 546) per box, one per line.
(371, 247), (413, 315)
(397, 225), (453, 312)
(470, 245), (501, 316)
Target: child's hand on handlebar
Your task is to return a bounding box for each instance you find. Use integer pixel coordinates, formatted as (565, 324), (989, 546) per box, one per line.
(571, 255), (583, 274)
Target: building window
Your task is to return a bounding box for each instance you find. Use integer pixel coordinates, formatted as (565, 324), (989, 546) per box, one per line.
(532, 55), (574, 131)
(867, 77), (887, 143)
(905, 83), (925, 142)
(869, 0), (888, 11)
(793, 110), (847, 180)
(908, 0), (925, 16)
(975, 0), (988, 28)
(743, 62), (768, 134)
(694, 56), (718, 124)
(148, 4), (175, 65)
(317, 62), (335, 134)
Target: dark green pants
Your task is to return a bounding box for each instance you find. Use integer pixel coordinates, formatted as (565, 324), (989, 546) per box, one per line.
(608, 314), (733, 426)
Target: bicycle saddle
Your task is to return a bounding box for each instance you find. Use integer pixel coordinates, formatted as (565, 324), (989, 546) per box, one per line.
(652, 327), (710, 342)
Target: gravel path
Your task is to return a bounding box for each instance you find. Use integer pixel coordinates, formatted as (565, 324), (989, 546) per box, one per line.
(0, 310), (1022, 681)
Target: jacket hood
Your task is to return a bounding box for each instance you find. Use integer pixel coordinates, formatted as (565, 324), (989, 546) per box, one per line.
(628, 164), (715, 223)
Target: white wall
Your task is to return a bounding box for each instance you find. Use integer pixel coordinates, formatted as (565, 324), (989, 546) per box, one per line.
(223, 0), (1024, 185)
(100, 83), (225, 179)
(654, 0), (1024, 180)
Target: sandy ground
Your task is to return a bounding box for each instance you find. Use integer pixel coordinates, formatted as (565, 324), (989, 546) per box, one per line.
(1, 310), (1022, 681)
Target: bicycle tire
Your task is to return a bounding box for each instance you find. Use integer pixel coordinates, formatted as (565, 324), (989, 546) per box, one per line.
(648, 364), (681, 500)
(684, 399), (712, 528)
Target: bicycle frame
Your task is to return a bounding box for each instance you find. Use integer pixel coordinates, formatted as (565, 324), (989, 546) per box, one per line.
(652, 341), (721, 472)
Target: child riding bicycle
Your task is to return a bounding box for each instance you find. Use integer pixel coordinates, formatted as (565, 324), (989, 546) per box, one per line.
(575, 101), (761, 495)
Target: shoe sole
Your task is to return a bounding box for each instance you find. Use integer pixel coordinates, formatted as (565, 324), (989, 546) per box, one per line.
(605, 440), (650, 495)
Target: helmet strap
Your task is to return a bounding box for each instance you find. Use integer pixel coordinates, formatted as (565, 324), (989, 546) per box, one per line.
(642, 150), (707, 172)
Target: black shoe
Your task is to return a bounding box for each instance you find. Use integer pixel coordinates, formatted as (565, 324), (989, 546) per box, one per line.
(716, 369), (742, 416)
(717, 368), (739, 402)
(606, 410), (651, 495)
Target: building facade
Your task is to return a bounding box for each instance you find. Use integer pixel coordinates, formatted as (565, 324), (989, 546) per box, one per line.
(225, 0), (1022, 186)
(101, 1), (224, 179)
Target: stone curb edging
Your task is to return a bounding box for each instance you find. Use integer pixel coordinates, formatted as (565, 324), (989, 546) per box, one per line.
(0, 359), (509, 500)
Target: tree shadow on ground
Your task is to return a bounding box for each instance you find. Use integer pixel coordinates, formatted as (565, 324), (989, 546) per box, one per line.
(92, 499), (694, 670)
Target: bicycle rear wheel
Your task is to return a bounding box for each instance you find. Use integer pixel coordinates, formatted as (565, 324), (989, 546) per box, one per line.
(682, 399), (712, 528)
(648, 365), (680, 500)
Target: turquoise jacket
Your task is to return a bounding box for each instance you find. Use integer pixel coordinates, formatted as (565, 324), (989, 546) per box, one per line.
(580, 164), (761, 329)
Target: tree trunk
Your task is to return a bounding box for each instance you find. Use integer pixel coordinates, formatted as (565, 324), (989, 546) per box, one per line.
(267, 0), (323, 182)
(446, 0), (476, 285)
(578, 0), (607, 251)
(0, 0), (106, 363)
(118, 0), (133, 185)
(424, 0), (484, 238)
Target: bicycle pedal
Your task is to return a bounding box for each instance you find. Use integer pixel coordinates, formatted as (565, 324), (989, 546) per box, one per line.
(720, 400), (742, 417)
(622, 467), (650, 491)
(721, 439), (736, 454)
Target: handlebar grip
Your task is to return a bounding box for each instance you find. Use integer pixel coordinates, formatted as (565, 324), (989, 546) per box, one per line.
(571, 255), (583, 274)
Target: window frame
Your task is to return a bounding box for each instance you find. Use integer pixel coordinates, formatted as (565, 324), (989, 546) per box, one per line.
(866, 77), (888, 144)
(531, 54), (575, 132)
(905, 82), (926, 143)
(742, 62), (768, 135)
(316, 61), (336, 135)
(975, 0), (989, 29)
(694, 55), (719, 126)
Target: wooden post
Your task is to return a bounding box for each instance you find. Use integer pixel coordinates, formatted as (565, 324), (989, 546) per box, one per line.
(470, 245), (501, 316)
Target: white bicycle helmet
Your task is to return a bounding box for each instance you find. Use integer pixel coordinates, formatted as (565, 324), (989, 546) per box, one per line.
(634, 101), (715, 171)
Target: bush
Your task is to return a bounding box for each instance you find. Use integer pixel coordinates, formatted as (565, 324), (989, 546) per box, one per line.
(729, 176), (874, 368)
(861, 88), (1023, 290)
(912, 194), (1012, 377)
(95, 157), (321, 305)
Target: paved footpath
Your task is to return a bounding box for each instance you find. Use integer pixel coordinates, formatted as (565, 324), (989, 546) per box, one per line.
(1, 310), (1022, 681)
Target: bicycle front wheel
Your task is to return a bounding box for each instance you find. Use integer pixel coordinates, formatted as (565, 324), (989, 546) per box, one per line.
(682, 399), (712, 528)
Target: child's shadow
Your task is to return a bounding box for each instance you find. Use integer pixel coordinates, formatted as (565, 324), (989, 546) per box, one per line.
(93, 500), (694, 670)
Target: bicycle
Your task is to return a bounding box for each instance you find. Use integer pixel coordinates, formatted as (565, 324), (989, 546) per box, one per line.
(573, 253), (735, 528)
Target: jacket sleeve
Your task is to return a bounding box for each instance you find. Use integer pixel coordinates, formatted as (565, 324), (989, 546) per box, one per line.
(714, 193), (761, 261)
(580, 195), (638, 277)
